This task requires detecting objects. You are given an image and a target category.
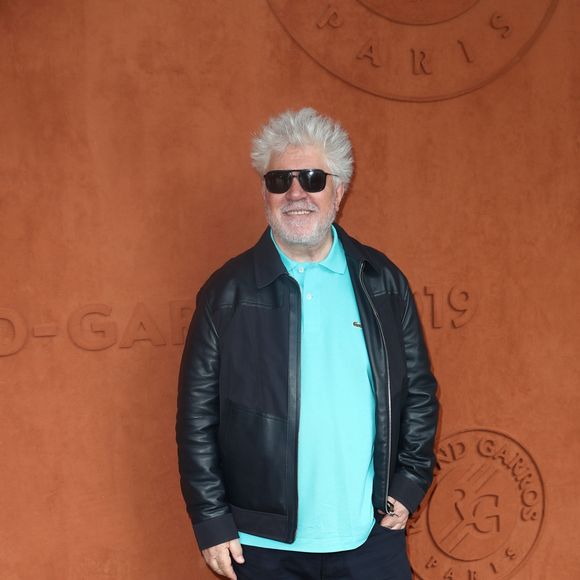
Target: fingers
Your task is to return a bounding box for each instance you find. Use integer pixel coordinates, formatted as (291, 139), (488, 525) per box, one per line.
(380, 497), (409, 530)
(387, 496), (410, 519)
(229, 539), (245, 564)
(380, 520), (406, 530)
(210, 555), (236, 580)
(379, 512), (407, 530)
(202, 541), (240, 579)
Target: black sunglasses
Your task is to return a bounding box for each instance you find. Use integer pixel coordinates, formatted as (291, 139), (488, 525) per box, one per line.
(263, 169), (338, 194)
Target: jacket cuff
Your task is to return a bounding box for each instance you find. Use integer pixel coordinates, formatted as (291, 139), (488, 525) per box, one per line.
(193, 513), (239, 551)
(389, 471), (427, 515)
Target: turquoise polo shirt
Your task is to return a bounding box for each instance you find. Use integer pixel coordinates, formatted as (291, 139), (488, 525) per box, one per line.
(238, 226), (376, 552)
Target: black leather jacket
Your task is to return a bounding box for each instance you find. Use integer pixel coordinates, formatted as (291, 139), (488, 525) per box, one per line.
(176, 224), (439, 550)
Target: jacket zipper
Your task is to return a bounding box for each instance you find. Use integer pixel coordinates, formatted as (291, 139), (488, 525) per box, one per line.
(286, 274), (301, 542)
(359, 262), (392, 511)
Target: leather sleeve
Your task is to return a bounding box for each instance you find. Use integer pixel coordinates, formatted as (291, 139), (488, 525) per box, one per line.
(176, 288), (238, 550)
(388, 275), (439, 514)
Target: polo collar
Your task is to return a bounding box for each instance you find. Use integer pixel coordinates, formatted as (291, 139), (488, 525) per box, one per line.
(270, 226), (346, 275)
(252, 222), (379, 289)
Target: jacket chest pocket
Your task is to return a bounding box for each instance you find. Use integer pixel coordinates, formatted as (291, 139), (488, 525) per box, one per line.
(219, 301), (290, 416)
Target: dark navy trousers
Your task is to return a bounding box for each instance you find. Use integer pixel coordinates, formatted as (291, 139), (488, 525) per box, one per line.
(232, 514), (412, 580)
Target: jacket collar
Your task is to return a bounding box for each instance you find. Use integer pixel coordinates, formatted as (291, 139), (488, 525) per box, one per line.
(252, 223), (379, 289)
(333, 223), (380, 273)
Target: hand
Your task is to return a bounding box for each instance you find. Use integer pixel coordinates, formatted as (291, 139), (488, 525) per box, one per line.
(201, 539), (244, 579)
(378, 496), (409, 530)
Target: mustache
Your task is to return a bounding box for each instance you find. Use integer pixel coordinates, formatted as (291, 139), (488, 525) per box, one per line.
(281, 202), (318, 213)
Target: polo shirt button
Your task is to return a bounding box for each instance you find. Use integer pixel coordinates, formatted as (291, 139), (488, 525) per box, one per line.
(306, 293), (313, 300)
(298, 266), (304, 273)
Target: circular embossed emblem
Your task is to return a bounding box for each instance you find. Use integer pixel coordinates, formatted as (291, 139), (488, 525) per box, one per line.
(406, 429), (545, 579)
(267, 0), (558, 101)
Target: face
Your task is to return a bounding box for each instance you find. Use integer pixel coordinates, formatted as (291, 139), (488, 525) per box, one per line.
(262, 145), (344, 250)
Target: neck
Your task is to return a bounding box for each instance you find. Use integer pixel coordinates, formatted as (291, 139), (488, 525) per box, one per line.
(273, 230), (334, 262)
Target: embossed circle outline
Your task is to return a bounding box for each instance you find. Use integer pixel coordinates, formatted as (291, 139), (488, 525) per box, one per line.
(267, 0), (560, 102)
(356, 0), (481, 26)
(409, 428), (545, 580)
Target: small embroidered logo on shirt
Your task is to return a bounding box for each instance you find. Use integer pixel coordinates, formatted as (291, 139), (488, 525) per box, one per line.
(353, 321), (362, 328)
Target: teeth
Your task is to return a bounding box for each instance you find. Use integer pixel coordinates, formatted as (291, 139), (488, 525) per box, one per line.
(286, 210), (311, 215)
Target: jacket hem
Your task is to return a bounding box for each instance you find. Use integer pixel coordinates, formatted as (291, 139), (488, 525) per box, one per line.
(231, 503), (290, 543)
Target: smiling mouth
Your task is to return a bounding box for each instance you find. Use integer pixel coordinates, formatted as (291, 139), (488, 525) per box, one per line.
(283, 208), (316, 216)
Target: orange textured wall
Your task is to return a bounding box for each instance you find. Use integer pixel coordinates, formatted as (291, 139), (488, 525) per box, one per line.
(1, 1), (578, 579)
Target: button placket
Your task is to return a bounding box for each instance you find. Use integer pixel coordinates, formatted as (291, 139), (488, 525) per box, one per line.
(302, 266), (322, 336)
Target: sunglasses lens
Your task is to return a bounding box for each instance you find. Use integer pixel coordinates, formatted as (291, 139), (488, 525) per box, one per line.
(264, 171), (292, 194)
(300, 170), (326, 193)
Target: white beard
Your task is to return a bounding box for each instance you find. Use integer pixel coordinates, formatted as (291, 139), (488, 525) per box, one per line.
(265, 196), (337, 248)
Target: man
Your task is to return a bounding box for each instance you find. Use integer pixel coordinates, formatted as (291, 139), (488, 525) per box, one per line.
(176, 108), (439, 579)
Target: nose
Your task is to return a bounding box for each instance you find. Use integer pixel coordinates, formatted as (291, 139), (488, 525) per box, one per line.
(285, 173), (308, 200)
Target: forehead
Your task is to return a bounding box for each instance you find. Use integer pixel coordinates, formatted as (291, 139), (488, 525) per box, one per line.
(267, 145), (328, 171)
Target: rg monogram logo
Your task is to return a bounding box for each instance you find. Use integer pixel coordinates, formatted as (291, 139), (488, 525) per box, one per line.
(407, 429), (544, 579)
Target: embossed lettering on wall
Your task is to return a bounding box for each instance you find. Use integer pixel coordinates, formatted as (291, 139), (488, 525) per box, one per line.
(414, 286), (477, 330)
(407, 429), (545, 579)
(268, 0), (558, 101)
(0, 286), (476, 356)
(0, 302), (194, 356)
